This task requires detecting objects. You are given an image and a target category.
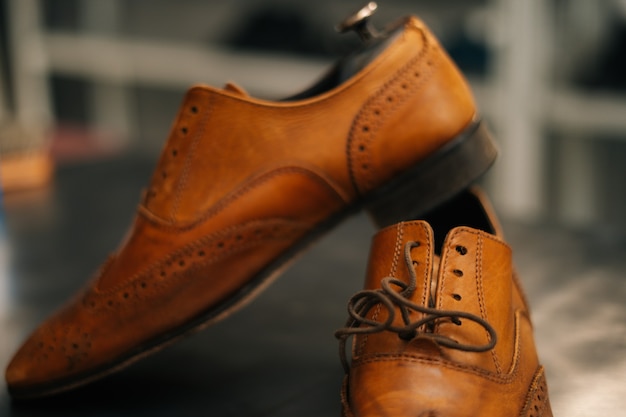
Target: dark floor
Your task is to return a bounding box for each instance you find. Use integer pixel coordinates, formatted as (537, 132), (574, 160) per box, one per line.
(0, 155), (625, 416)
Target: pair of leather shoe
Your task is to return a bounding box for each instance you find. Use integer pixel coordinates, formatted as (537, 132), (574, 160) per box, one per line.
(5, 8), (552, 416)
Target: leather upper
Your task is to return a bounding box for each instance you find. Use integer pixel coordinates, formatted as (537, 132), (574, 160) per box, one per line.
(342, 196), (552, 417)
(6, 16), (478, 392)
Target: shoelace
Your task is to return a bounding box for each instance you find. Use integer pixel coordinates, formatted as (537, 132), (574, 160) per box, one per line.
(335, 240), (497, 372)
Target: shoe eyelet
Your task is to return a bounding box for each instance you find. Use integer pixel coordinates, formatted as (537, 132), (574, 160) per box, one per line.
(172, 149), (178, 157)
(453, 269), (463, 277)
(452, 294), (462, 301)
(455, 245), (468, 255)
(451, 317), (462, 325)
(191, 106), (198, 114)
(181, 127), (188, 134)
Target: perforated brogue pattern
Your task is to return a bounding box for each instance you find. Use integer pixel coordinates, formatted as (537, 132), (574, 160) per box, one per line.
(22, 219), (307, 373)
(84, 219), (307, 309)
(347, 29), (438, 195)
(29, 326), (94, 373)
(144, 96), (207, 220)
(519, 366), (551, 417)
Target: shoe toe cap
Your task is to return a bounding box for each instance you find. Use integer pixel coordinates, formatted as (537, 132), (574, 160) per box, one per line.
(5, 306), (97, 397)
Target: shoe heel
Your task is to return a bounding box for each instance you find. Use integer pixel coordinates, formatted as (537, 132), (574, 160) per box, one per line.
(365, 120), (498, 227)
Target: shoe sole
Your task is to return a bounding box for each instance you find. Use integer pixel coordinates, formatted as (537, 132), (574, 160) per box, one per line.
(9, 119), (497, 400)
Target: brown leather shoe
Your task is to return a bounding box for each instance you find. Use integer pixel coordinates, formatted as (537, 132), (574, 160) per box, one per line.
(6, 15), (497, 398)
(336, 188), (553, 417)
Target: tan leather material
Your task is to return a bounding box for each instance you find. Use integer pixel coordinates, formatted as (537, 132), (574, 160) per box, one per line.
(7, 221), (302, 387)
(348, 22), (476, 194)
(343, 214), (552, 415)
(435, 227), (515, 374)
(356, 222), (435, 357)
(144, 16), (476, 225)
(7, 16), (484, 397)
(100, 166), (346, 290)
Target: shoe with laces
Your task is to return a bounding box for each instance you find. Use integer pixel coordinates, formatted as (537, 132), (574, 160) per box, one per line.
(6, 12), (496, 399)
(336, 187), (553, 417)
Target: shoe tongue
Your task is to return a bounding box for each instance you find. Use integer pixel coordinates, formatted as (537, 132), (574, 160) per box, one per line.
(222, 82), (249, 96)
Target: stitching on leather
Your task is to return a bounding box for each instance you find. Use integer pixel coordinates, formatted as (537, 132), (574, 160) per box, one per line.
(419, 222), (431, 311)
(98, 230), (295, 306)
(340, 376), (354, 417)
(139, 165), (347, 231)
(354, 53), (437, 193)
(510, 309), (524, 377)
(358, 223), (405, 356)
(390, 223), (404, 277)
(442, 227), (511, 255)
(436, 228), (510, 370)
(503, 308), (523, 379)
(476, 233), (503, 374)
(351, 354), (511, 382)
(347, 31), (432, 195)
(518, 366), (549, 417)
(89, 219), (307, 297)
(93, 219), (304, 296)
(171, 95), (213, 221)
(347, 28), (433, 195)
(352, 308), (524, 384)
(436, 228), (454, 311)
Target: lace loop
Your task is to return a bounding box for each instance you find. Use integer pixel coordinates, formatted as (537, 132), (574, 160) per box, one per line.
(335, 240), (497, 373)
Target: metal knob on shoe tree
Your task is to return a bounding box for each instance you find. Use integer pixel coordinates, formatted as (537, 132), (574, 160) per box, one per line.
(336, 2), (381, 41)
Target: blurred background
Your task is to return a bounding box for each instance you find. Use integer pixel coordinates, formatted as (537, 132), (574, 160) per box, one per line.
(0, 1), (625, 416)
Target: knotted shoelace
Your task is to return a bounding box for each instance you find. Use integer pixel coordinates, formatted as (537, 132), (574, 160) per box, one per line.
(335, 240), (497, 372)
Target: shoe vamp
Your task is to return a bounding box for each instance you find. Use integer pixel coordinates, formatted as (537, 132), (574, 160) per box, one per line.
(347, 357), (536, 417)
(100, 163), (348, 290)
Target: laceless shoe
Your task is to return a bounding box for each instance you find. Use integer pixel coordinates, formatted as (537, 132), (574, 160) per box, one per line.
(6, 15), (496, 398)
(336, 188), (553, 417)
